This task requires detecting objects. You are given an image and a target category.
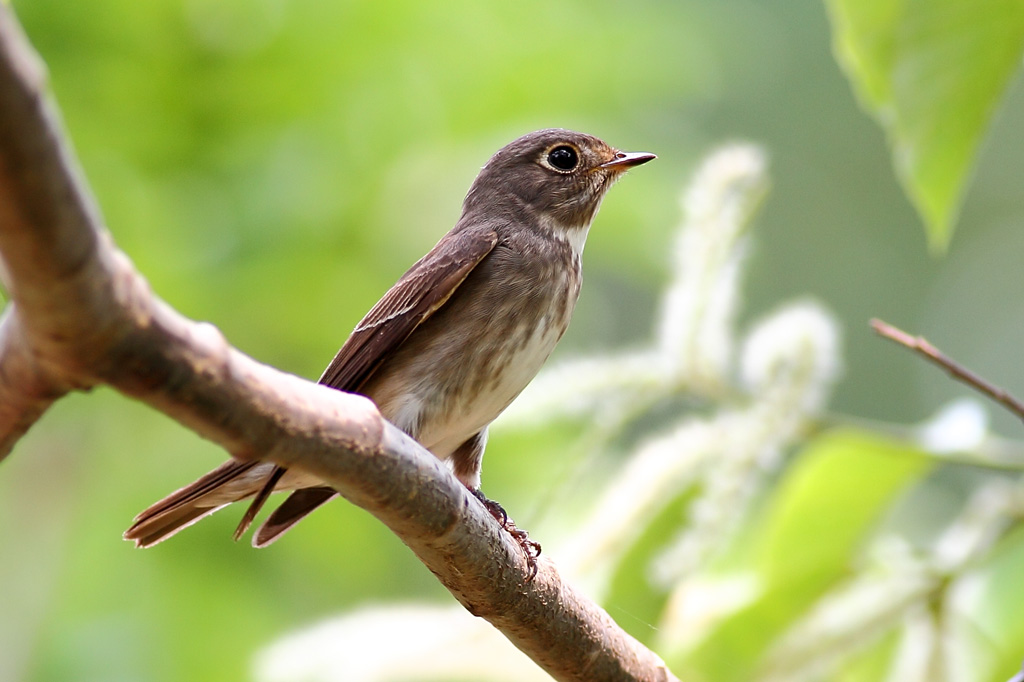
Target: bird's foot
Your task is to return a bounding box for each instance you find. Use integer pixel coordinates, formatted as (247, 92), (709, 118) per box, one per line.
(471, 489), (542, 581)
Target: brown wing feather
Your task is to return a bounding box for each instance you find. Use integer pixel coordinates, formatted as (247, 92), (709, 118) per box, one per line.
(129, 227), (498, 548)
(235, 226), (500, 540)
(318, 226), (499, 392)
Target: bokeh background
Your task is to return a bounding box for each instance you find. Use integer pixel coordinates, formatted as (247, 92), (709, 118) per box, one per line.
(3, 0), (1024, 680)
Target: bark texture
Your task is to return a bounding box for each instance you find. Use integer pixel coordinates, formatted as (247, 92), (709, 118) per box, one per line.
(0, 7), (679, 681)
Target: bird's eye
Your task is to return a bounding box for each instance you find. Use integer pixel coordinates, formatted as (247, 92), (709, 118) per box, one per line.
(546, 145), (579, 172)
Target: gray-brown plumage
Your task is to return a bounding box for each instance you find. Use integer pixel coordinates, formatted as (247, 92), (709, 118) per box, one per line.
(125, 129), (655, 550)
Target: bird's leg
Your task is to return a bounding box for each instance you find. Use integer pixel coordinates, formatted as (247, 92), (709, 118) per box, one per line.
(470, 488), (542, 580)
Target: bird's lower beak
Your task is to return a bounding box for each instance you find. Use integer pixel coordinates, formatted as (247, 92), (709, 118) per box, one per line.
(600, 151), (657, 170)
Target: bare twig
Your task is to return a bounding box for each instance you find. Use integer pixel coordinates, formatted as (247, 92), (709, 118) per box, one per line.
(871, 318), (1024, 423)
(0, 6), (678, 682)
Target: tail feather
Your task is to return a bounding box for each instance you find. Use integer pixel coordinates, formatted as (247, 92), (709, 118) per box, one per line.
(124, 459), (262, 547)
(253, 486), (338, 547)
(233, 465), (286, 541)
(126, 459), (336, 547)
(125, 503), (230, 548)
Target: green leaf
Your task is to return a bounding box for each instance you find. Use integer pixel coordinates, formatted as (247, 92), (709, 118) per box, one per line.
(834, 631), (901, 682)
(970, 525), (1024, 681)
(605, 489), (700, 645)
(825, 0), (1024, 249)
(676, 429), (932, 681)
(752, 431), (926, 584)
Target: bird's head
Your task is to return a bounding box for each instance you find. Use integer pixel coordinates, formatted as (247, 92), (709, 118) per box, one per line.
(463, 129), (656, 234)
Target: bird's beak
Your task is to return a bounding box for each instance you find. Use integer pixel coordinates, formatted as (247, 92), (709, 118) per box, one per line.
(600, 151), (657, 171)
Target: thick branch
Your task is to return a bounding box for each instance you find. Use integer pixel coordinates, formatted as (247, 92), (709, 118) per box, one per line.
(0, 6), (678, 681)
(0, 309), (66, 460)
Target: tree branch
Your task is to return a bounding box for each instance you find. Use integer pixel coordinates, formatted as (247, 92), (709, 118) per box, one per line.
(871, 318), (1024, 423)
(0, 6), (678, 681)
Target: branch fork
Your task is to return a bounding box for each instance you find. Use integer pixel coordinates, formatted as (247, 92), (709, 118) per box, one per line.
(0, 6), (676, 682)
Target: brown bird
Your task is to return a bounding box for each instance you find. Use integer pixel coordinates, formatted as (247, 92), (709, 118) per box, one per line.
(125, 129), (655, 563)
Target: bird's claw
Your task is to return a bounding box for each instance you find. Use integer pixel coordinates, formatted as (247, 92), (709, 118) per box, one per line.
(472, 489), (542, 580)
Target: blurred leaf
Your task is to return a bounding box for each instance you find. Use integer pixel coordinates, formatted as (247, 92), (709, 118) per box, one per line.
(753, 429), (931, 584)
(834, 630), (900, 682)
(971, 525), (1024, 681)
(825, 0), (1024, 249)
(678, 429), (931, 680)
(605, 489), (699, 645)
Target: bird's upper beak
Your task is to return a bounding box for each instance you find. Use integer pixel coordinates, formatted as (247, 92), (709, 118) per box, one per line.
(600, 151), (657, 171)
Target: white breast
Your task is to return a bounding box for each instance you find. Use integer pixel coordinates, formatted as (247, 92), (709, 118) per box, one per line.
(417, 304), (568, 459)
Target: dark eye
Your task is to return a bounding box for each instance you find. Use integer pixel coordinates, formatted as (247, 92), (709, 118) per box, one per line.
(547, 145), (579, 172)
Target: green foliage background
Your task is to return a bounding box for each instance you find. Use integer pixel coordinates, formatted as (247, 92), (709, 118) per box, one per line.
(2, 0), (1024, 680)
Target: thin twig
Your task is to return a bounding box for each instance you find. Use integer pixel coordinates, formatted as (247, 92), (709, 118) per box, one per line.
(870, 318), (1024, 423)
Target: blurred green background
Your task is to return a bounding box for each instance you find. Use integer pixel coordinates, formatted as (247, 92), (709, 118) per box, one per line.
(3, 0), (1024, 680)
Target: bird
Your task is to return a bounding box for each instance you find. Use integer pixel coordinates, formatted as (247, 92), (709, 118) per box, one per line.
(124, 129), (655, 569)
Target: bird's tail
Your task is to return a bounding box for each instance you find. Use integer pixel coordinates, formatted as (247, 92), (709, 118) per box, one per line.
(124, 459), (265, 548)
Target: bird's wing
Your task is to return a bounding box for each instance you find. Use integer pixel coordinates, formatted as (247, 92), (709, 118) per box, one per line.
(232, 225), (499, 541)
(128, 227), (499, 548)
(318, 225), (499, 392)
